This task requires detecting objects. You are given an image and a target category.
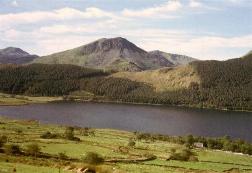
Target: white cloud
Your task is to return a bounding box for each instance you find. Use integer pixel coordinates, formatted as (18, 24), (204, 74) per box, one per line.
(11, 0), (18, 7)
(122, 0), (182, 18)
(2, 25), (251, 60)
(138, 34), (252, 59)
(0, 3), (251, 60)
(189, 0), (202, 8)
(0, 7), (118, 29)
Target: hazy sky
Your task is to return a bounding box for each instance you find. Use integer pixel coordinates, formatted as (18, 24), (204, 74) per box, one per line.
(0, 0), (251, 60)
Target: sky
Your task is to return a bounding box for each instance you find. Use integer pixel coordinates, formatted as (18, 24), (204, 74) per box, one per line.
(0, 0), (251, 60)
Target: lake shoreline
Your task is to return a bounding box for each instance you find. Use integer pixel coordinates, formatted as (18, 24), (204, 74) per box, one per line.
(0, 94), (251, 113)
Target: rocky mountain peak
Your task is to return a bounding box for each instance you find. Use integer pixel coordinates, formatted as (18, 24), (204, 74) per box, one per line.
(0, 47), (29, 56)
(79, 37), (146, 55)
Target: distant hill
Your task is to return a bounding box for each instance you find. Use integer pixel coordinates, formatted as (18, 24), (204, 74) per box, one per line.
(0, 47), (38, 64)
(149, 50), (197, 66)
(32, 37), (196, 71)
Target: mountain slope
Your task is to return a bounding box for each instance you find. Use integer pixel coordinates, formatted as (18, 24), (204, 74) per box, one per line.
(112, 66), (200, 92)
(33, 37), (174, 71)
(149, 50), (197, 66)
(112, 54), (251, 110)
(0, 47), (38, 64)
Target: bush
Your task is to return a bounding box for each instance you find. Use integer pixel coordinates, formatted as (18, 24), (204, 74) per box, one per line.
(64, 127), (80, 141)
(82, 152), (104, 165)
(58, 152), (68, 160)
(0, 135), (7, 148)
(80, 127), (95, 136)
(26, 143), (40, 156)
(128, 139), (136, 147)
(64, 127), (74, 139)
(4, 144), (21, 155)
(63, 127), (81, 141)
(40, 131), (58, 139)
(143, 153), (157, 160)
(168, 148), (198, 161)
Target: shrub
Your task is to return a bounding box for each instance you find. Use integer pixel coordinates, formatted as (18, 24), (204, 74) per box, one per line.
(128, 139), (136, 147)
(168, 148), (198, 161)
(4, 144), (21, 155)
(185, 135), (194, 147)
(58, 152), (68, 160)
(40, 131), (58, 139)
(143, 153), (157, 160)
(26, 143), (40, 156)
(63, 127), (80, 141)
(80, 127), (95, 136)
(82, 152), (104, 165)
(64, 127), (74, 140)
(0, 135), (7, 148)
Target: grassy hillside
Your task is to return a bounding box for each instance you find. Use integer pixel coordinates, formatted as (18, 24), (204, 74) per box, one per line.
(112, 65), (200, 92)
(1, 117), (252, 173)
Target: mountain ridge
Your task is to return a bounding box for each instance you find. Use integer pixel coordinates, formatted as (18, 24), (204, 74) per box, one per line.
(149, 50), (198, 66)
(33, 37), (196, 71)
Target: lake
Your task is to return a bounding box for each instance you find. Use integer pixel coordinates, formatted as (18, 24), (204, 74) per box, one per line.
(0, 102), (252, 141)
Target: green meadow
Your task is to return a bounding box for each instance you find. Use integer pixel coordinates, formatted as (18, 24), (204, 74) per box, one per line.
(0, 116), (252, 173)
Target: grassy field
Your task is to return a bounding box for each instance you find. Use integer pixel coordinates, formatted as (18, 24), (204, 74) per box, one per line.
(0, 93), (63, 106)
(0, 116), (252, 173)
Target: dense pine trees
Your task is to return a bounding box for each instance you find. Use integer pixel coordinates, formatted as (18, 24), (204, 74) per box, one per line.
(0, 64), (107, 96)
(0, 54), (251, 111)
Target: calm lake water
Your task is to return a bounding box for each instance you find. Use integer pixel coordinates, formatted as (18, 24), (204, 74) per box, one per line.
(0, 102), (252, 141)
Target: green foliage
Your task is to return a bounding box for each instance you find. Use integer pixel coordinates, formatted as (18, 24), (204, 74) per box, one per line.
(81, 152), (104, 165)
(169, 148), (198, 161)
(40, 131), (58, 139)
(58, 152), (68, 160)
(4, 144), (21, 155)
(0, 64), (108, 96)
(128, 139), (136, 147)
(189, 55), (252, 110)
(79, 127), (95, 136)
(134, 132), (252, 155)
(64, 127), (80, 141)
(26, 143), (41, 156)
(80, 77), (154, 101)
(0, 135), (7, 148)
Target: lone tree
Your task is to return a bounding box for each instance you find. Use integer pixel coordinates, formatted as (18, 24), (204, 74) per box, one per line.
(64, 127), (75, 140)
(64, 127), (80, 141)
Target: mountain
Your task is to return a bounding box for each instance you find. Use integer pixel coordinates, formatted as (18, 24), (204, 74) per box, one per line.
(149, 50), (197, 66)
(33, 37), (195, 71)
(0, 47), (38, 64)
